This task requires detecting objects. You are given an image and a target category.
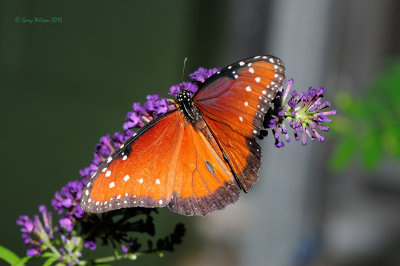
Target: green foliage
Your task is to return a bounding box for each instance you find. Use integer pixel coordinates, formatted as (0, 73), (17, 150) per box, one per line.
(0, 245), (30, 265)
(331, 59), (400, 171)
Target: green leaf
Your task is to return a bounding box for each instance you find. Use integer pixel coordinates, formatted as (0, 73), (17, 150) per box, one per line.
(43, 256), (58, 266)
(41, 252), (56, 258)
(13, 256), (31, 266)
(362, 130), (381, 169)
(329, 136), (357, 171)
(0, 245), (21, 265)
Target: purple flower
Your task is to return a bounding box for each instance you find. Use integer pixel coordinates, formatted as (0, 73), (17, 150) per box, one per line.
(16, 216), (34, 233)
(61, 180), (84, 199)
(168, 67), (218, 98)
(144, 94), (161, 112)
(121, 243), (128, 253)
(73, 204), (85, 218)
(181, 82), (198, 96)
(38, 205), (52, 235)
(112, 131), (125, 147)
(189, 67), (219, 83)
(123, 111), (142, 130)
(132, 102), (146, 114)
(84, 240), (96, 251)
(265, 79), (337, 147)
(17, 206), (56, 257)
(52, 192), (72, 213)
(169, 84), (181, 97)
(79, 167), (90, 179)
(155, 98), (169, 115)
(60, 216), (74, 232)
(22, 233), (31, 245)
(95, 134), (113, 157)
(26, 247), (41, 257)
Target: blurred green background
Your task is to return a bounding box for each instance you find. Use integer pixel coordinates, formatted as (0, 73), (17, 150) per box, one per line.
(1, 1), (400, 266)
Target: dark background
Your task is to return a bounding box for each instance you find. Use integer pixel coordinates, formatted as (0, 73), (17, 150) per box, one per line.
(1, 1), (400, 266)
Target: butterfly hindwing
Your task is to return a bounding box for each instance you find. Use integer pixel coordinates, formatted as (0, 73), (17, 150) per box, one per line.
(168, 121), (240, 216)
(194, 55), (285, 191)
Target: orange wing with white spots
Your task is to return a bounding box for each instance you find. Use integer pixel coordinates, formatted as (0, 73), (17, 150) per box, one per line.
(80, 110), (240, 215)
(80, 110), (183, 212)
(194, 55), (285, 191)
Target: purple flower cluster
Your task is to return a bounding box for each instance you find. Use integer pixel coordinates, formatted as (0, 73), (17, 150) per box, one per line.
(168, 67), (219, 97)
(122, 96), (176, 132)
(265, 79), (337, 147)
(16, 205), (53, 257)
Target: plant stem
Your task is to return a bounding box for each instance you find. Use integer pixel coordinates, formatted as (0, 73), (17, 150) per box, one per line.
(79, 253), (141, 265)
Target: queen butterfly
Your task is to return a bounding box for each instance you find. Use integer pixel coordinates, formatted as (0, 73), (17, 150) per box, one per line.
(80, 55), (285, 216)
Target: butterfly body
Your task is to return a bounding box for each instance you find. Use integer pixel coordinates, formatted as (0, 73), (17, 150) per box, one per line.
(81, 55), (285, 216)
(176, 90), (203, 128)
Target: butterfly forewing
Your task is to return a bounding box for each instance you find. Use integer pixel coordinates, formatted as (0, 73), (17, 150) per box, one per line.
(80, 110), (185, 213)
(194, 55), (285, 191)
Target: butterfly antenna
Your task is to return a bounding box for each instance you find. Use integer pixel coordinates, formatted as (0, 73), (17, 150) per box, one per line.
(181, 57), (188, 91)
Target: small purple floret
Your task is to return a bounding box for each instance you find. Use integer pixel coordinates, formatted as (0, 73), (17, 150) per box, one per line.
(26, 247), (41, 257)
(16, 216), (34, 233)
(84, 240), (97, 251)
(60, 216), (74, 232)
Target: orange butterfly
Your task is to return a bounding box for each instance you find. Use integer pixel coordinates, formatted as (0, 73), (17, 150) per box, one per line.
(80, 55), (285, 216)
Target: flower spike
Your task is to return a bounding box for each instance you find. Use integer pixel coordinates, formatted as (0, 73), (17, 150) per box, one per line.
(264, 79), (337, 147)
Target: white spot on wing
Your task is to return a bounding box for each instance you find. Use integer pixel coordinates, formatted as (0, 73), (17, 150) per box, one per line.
(107, 157), (112, 163)
(239, 116), (243, 122)
(102, 168), (107, 172)
(109, 182), (115, 188)
(255, 77), (261, 82)
(122, 155), (127, 161)
(244, 101), (248, 106)
(159, 199), (163, 204)
(249, 67), (254, 73)
(246, 86), (251, 92)
(105, 170), (111, 177)
(156, 179), (160, 184)
(124, 175), (130, 182)
(239, 61), (245, 66)
(139, 178), (143, 184)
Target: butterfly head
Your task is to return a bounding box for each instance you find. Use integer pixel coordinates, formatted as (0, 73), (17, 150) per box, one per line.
(177, 90), (201, 124)
(176, 90), (191, 106)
